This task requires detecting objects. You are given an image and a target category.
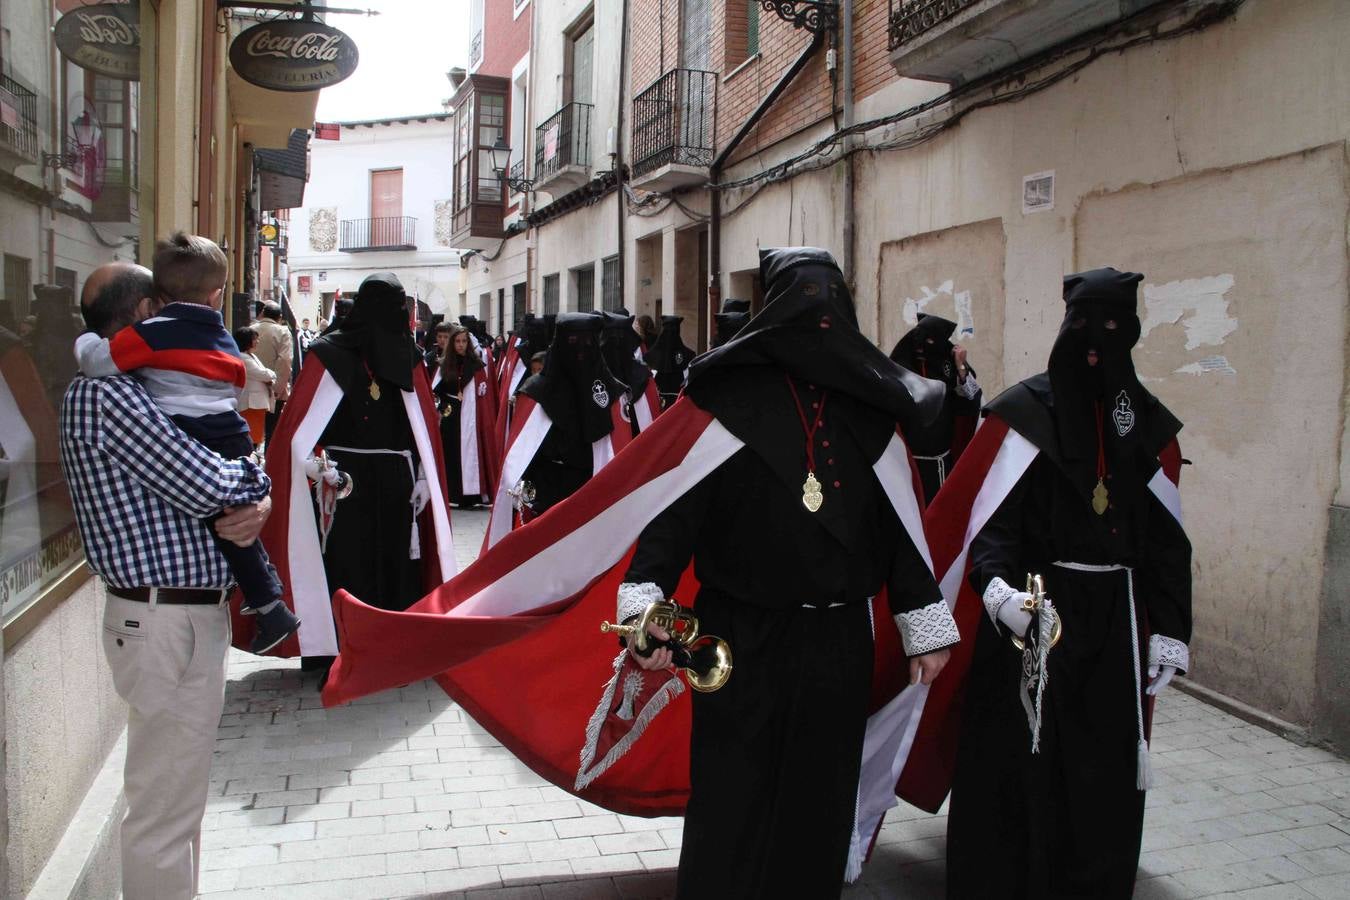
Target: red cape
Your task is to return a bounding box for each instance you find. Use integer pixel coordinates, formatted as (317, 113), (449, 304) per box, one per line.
(231, 358), (456, 657)
(321, 397), (945, 877)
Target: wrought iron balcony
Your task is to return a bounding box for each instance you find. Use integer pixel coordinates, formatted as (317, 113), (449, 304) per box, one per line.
(887, 0), (1169, 84)
(508, 158), (525, 189)
(339, 216), (417, 252)
(631, 68), (716, 191)
(0, 71), (39, 165)
(534, 102), (592, 194)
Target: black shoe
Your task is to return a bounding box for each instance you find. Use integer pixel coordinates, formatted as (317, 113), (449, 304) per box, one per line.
(250, 601), (301, 655)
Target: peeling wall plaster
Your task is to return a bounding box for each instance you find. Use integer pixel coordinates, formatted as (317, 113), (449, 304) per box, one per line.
(1141, 274), (1239, 374)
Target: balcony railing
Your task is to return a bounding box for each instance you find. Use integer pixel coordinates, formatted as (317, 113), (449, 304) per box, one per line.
(339, 216), (417, 252)
(0, 71), (39, 162)
(632, 68), (716, 179)
(469, 31), (483, 68)
(534, 102), (592, 184)
(888, 0), (983, 51)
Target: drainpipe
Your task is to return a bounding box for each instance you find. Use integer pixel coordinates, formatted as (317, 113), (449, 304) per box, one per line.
(707, 30), (825, 339)
(841, 1), (855, 287)
(616, 0), (629, 308)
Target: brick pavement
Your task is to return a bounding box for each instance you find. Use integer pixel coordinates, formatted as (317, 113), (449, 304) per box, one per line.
(200, 510), (1350, 899)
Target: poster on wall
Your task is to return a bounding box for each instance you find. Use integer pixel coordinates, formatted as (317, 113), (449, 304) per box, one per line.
(229, 20), (360, 92)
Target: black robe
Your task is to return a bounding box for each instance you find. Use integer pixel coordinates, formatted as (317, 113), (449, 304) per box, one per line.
(947, 375), (1190, 899)
(625, 371), (944, 899)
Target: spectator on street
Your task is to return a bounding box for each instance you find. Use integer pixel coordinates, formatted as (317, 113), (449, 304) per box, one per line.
(252, 302), (293, 442)
(234, 326), (276, 455)
(61, 260), (273, 900)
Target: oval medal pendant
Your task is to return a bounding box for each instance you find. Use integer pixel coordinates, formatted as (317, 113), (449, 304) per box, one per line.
(802, 472), (824, 513)
(369, 381), (381, 401)
(1091, 478), (1109, 516)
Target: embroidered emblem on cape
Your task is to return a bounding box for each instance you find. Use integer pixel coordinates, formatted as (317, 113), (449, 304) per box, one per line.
(477, 380), (487, 396)
(576, 651), (684, 791)
(618, 391), (632, 423)
(1112, 390), (1135, 437)
(674, 352), (684, 366)
(591, 380), (610, 408)
(943, 361), (954, 379)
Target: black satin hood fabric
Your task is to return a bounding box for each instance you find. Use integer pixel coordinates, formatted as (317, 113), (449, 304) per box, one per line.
(686, 247), (943, 451)
(713, 299), (752, 348)
(1048, 267), (1148, 466)
(645, 315), (694, 377)
(519, 312), (626, 444)
(600, 310), (650, 396)
(310, 272), (420, 394)
(889, 313), (973, 388)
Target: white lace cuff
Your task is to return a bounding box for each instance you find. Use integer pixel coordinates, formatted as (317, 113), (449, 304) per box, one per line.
(617, 582), (663, 624)
(1149, 634), (1189, 674)
(894, 600), (960, 657)
(982, 577), (1020, 634)
(955, 374), (980, 400)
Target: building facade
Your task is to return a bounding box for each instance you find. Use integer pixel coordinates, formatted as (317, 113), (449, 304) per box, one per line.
(0, 1), (319, 894)
(286, 114), (457, 327)
(458, 0), (1350, 750)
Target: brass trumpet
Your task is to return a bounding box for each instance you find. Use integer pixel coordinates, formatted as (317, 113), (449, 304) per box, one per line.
(1010, 573), (1063, 651)
(601, 600), (733, 692)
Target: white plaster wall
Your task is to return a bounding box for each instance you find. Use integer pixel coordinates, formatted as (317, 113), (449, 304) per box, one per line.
(461, 233), (530, 333)
(287, 119), (459, 321)
(533, 194), (620, 312)
(4, 579), (124, 899)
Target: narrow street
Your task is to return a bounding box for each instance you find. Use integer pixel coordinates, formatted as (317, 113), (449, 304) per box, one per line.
(196, 514), (1350, 900)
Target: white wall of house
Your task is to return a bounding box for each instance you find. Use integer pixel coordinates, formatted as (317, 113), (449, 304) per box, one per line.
(286, 117), (460, 323)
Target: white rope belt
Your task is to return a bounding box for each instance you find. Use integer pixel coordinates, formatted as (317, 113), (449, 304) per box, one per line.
(1051, 561), (1151, 790)
(912, 449), (951, 485)
(325, 446), (422, 560)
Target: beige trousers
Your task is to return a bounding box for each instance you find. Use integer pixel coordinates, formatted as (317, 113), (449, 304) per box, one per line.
(102, 593), (230, 899)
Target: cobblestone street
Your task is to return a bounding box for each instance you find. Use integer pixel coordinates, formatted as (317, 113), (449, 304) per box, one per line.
(197, 511), (1350, 899)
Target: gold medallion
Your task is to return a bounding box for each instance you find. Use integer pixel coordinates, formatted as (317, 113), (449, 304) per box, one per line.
(369, 381), (381, 401)
(1092, 478), (1109, 516)
(802, 472), (824, 513)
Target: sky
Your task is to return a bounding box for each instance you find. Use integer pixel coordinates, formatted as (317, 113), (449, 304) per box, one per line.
(315, 0), (471, 122)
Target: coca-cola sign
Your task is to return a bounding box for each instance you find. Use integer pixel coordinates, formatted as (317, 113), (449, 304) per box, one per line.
(229, 20), (359, 93)
(53, 4), (140, 81)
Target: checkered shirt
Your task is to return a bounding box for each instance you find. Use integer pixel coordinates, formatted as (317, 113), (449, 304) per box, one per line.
(59, 375), (272, 590)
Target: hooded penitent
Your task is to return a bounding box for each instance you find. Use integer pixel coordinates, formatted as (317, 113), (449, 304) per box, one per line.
(711, 297), (751, 348)
(645, 315), (694, 403)
(601, 309), (660, 436)
(520, 313), (627, 447)
(899, 267), (1190, 899)
(320, 249), (957, 895)
(888, 312), (981, 499)
(310, 273), (421, 394)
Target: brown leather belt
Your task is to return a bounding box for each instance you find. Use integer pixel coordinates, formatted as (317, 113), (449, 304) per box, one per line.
(109, 586), (229, 605)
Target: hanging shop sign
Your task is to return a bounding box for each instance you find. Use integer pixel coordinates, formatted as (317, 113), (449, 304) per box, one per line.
(229, 20), (359, 92)
(259, 223), (280, 246)
(53, 4), (140, 81)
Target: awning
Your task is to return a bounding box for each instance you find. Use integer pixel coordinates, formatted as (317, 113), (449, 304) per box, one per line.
(227, 69), (320, 149)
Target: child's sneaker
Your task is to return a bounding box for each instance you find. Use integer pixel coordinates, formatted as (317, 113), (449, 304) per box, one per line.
(250, 600), (300, 654)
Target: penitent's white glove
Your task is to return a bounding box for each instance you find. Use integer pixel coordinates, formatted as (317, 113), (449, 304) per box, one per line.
(303, 455), (344, 486)
(1146, 665), (1177, 696)
(411, 477), (431, 515)
(982, 576), (1032, 638)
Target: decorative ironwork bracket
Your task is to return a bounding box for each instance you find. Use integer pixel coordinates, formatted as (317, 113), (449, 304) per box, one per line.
(759, 0), (840, 34)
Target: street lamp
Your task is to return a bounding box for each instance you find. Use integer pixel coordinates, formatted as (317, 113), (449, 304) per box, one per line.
(42, 110), (96, 171)
(489, 137), (533, 193)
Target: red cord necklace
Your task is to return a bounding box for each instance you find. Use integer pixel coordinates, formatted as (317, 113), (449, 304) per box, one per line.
(785, 374), (829, 513)
(1092, 400), (1109, 515)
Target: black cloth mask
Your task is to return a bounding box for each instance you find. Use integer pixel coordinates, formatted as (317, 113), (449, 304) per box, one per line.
(310, 272), (420, 394)
(889, 313), (972, 389)
(646, 315), (694, 376)
(600, 310), (650, 396)
(520, 312), (626, 444)
(686, 247), (943, 451)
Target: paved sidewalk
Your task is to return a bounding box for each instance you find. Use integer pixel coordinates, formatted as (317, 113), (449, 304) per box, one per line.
(200, 510), (1350, 899)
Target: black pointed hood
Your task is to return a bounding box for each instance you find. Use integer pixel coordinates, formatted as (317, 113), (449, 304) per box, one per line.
(600, 310), (650, 396)
(713, 298), (752, 348)
(889, 313), (972, 388)
(519, 312), (627, 444)
(686, 247), (943, 451)
(310, 272), (420, 393)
